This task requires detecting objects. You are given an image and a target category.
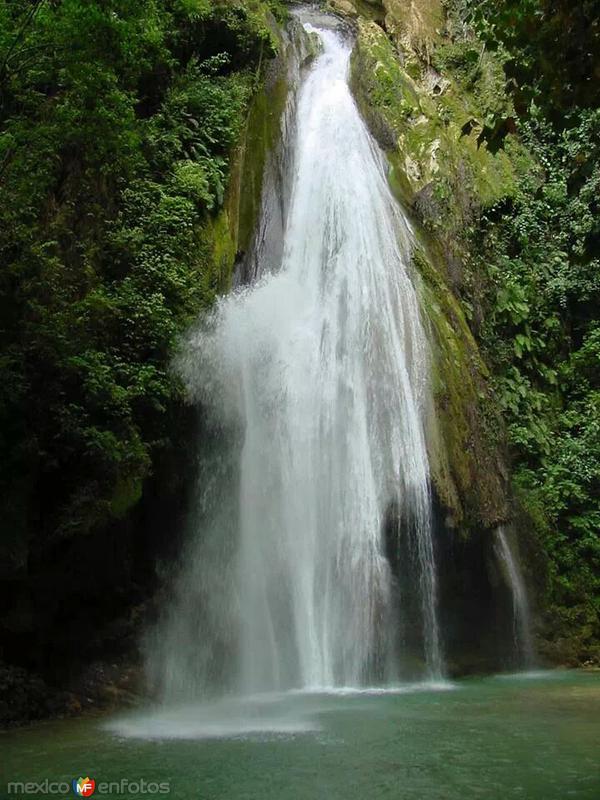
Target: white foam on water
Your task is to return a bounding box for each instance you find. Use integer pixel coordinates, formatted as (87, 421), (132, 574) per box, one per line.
(106, 697), (320, 741)
(288, 681), (457, 696)
(106, 680), (458, 741)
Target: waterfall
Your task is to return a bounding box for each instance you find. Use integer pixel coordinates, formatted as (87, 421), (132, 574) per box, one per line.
(495, 526), (535, 668)
(147, 18), (444, 701)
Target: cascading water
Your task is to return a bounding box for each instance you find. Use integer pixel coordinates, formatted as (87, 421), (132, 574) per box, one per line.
(147, 17), (444, 702)
(495, 526), (535, 668)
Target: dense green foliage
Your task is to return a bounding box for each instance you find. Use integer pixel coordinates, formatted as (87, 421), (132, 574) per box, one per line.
(461, 0), (600, 117)
(456, 0), (600, 660)
(1, 0), (597, 689)
(0, 0), (279, 568)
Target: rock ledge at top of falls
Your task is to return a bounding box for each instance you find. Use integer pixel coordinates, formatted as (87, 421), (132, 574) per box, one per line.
(343, 0), (540, 533)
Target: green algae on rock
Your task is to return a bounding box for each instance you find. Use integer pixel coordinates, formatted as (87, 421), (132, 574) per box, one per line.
(349, 11), (519, 532)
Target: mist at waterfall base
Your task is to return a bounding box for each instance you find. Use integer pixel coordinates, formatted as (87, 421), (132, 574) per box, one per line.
(111, 20), (530, 740)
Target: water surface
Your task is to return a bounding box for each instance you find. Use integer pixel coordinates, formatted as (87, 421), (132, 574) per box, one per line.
(1, 671), (598, 799)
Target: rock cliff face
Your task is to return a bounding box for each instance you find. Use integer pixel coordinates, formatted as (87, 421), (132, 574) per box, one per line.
(327, 0), (544, 669)
(344, 1), (524, 533)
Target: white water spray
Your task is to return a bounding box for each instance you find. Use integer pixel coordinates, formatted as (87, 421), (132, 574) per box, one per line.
(148, 20), (443, 701)
(495, 526), (535, 668)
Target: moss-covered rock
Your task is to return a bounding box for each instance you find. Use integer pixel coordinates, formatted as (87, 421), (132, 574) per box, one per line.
(413, 241), (508, 529)
(329, 0), (359, 18)
(226, 16), (319, 281)
(349, 7), (525, 531)
(351, 17), (523, 216)
(232, 69), (290, 257)
(382, 0), (443, 61)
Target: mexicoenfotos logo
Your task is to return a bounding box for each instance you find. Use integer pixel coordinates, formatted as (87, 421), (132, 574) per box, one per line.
(6, 777), (170, 795)
(72, 777), (96, 797)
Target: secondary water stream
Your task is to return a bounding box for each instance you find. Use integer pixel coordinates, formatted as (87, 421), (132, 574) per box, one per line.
(496, 526), (536, 668)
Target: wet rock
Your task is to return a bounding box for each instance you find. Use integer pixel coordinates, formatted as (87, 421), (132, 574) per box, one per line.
(0, 663), (72, 727)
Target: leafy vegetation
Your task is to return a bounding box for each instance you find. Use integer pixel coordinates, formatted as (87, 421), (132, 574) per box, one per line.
(457, 0), (600, 117)
(0, 1), (279, 570)
(454, 0), (600, 661)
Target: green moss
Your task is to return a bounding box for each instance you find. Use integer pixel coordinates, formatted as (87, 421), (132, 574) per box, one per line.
(201, 209), (238, 297)
(382, 0), (444, 54)
(353, 0), (385, 22)
(347, 7), (551, 533)
(110, 476), (143, 519)
(231, 18), (322, 260)
(236, 73), (288, 254)
(329, 0), (386, 22)
(411, 243), (506, 530)
(351, 16), (531, 220)
(350, 16), (512, 530)
(351, 20), (422, 146)
(217, 19), (300, 290)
